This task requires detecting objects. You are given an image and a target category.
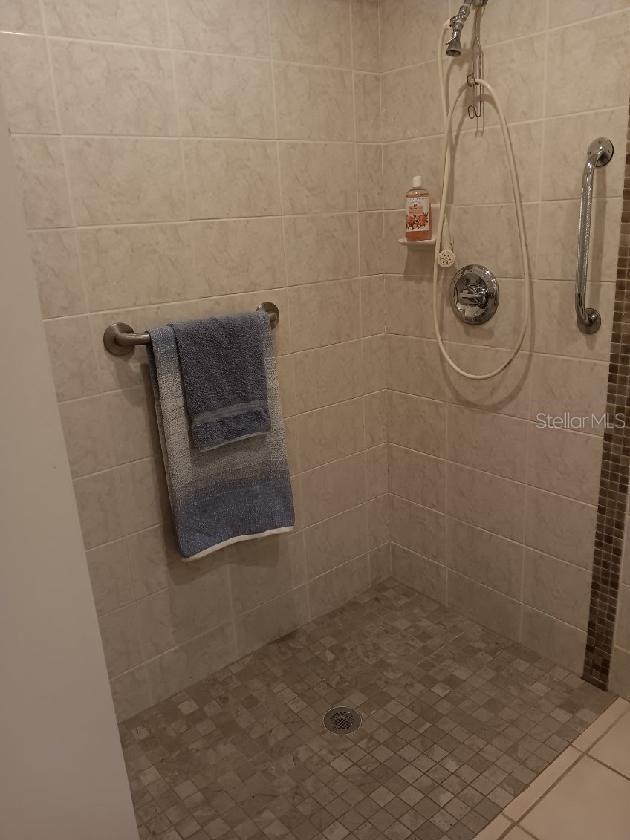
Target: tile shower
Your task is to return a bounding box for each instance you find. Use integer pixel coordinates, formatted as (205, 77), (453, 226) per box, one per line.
(2, 0), (630, 837)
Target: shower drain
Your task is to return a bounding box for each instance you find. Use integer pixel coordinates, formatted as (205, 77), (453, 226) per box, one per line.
(323, 706), (362, 734)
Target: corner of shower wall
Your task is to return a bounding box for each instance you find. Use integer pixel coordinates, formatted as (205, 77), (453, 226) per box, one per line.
(381, 0), (630, 685)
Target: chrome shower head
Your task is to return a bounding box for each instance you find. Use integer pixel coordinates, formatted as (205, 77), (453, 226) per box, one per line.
(445, 31), (463, 57)
(446, 2), (471, 57)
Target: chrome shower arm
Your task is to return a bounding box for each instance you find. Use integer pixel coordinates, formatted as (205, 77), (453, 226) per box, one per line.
(575, 137), (614, 335)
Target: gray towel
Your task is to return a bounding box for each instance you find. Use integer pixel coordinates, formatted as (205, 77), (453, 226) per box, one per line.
(148, 320), (294, 559)
(171, 312), (270, 450)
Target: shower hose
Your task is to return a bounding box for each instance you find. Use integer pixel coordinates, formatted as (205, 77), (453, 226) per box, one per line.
(432, 21), (531, 380)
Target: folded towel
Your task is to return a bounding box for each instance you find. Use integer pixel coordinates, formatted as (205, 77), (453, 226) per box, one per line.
(148, 319), (294, 559)
(171, 312), (270, 450)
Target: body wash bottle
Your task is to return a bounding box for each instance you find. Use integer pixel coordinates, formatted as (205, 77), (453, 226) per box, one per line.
(405, 175), (432, 242)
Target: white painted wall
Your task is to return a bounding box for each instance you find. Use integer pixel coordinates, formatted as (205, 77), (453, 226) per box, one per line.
(0, 100), (139, 839)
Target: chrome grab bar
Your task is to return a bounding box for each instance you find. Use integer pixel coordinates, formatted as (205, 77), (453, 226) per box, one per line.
(575, 137), (614, 334)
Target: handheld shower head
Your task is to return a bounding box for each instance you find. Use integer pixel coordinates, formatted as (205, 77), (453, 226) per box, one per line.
(445, 31), (463, 57)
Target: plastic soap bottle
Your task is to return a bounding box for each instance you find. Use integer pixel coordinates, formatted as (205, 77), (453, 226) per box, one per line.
(405, 175), (432, 242)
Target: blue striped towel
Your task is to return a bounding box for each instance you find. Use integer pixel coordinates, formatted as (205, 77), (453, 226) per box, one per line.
(147, 315), (294, 559)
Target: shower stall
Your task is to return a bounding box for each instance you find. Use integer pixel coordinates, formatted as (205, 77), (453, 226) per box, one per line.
(2, 0), (630, 838)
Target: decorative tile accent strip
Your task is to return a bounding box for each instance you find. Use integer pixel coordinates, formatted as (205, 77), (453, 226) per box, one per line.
(583, 101), (630, 690)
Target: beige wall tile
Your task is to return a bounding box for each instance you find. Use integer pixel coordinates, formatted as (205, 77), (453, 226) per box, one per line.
(354, 72), (381, 142)
(270, 0), (351, 67)
(87, 540), (133, 616)
(275, 63), (354, 141)
(99, 603), (142, 677)
(284, 213), (358, 285)
(79, 224), (197, 311)
(236, 587), (309, 655)
(611, 647), (630, 699)
(288, 278), (361, 351)
(297, 398), (365, 471)
(0, 0), (42, 33)
(66, 137), (185, 225)
(28, 229), (85, 318)
(381, 62), (442, 142)
(391, 543), (446, 603)
(12, 135), (71, 229)
(59, 395), (116, 477)
(530, 354), (609, 435)
(446, 462), (525, 542)
(359, 211), (385, 275)
(229, 530), (305, 613)
(363, 333), (387, 392)
(390, 494), (445, 563)
(191, 218), (285, 296)
(52, 41), (176, 136)
(357, 144), (383, 211)
(301, 452), (366, 526)
(542, 109), (628, 201)
(389, 391), (445, 457)
(389, 444), (445, 511)
(0, 33), (56, 132)
(549, 0), (630, 27)
(117, 458), (163, 536)
(365, 390), (387, 447)
(44, 315), (100, 401)
(523, 548), (591, 629)
(185, 139), (280, 219)
(381, 211), (442, 276)
(366, 443), (388, 497)
(128, 526), (177, 600)
(386, 275), (435, 338)
(74, 469), (125, 549)
(525, 488), (596, 570)
(160, 561), (232, 643)
(361, 274), (386, 336)
(538, 197), (622, 284)
(106, 387), (156, 465)
(546, 12), (630, 116)
(388, 335), (448, 401)
(447, 405), (529, 482)
(368, 493), (390, 548)
(522, 607), (587, 675)
(293, 340), (365, 412)
(170, 0), (269, 56)
(175, 53), (274, 139)
(480, 0), (547, 44)
(44, 0), (168, 45)
(533, 280), (615, 361)
(309, 554), (370, 619)
(615, 585), (630, 650)
(305, 504), (368, 578)
(446, 519), (523, 600)
(370, 543), (392, 582)
(379, 0), (445, 71)
(279, 141), (357, 214)
(527, 425), (603, 504)
(448, 571), (521, 641)
(383, 136), (445, 211)
(350, 0), (379, 71)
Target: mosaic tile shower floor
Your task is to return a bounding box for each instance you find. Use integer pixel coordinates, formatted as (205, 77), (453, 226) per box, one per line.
(120, 580), (611, 840)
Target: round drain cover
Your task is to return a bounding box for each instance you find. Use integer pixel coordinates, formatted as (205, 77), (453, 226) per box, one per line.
(323, 706), (362, 734)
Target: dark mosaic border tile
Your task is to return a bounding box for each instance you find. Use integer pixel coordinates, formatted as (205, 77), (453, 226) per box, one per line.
(583, 100), (630, 690)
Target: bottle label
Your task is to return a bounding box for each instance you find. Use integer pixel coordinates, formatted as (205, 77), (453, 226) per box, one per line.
(406, 196), (431, 233)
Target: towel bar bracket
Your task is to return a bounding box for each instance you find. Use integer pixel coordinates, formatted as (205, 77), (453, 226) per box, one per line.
(102, 301), (280, 356)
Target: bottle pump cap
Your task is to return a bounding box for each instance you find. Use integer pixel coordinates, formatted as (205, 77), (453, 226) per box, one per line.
(411, 175), (422, 189)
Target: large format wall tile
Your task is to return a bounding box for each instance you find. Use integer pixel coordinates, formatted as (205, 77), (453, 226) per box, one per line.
(169, 0), (269, 56)
(44, 0), (168, 45)
(0, 33), (56, 132)
(66, 138), (186, 225)
(275, 63), (354, 141)
(52, 41), (176, 136)
(269, 0), (352, 67)
(279, 141), (357, 214)
(175, 53), (275, 140)
(0, 0), (42, 33)
(12, 136), (72, 229)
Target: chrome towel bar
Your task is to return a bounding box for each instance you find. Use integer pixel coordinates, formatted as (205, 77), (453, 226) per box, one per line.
(103, 301), (280, 356)
(575, 137), (614, 334)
